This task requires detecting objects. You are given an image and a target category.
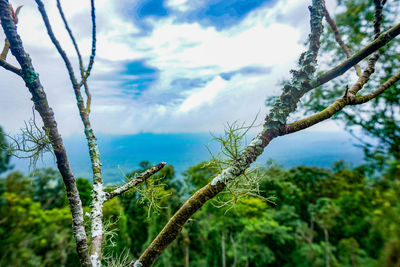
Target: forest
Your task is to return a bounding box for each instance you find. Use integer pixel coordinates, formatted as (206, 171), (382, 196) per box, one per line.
(1, 150), (400, 266)
(1, 0), (400, 266)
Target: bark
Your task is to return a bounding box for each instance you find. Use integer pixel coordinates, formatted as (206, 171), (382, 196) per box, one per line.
(0, 2), (91, 266)
(105, 162), (166, 201)
(230, 234), (237, 267)
(34, 1), (103, 264)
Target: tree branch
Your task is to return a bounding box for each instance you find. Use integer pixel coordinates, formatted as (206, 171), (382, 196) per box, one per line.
(105, 162), (167, 201)
(352, 71), (400, 104)
(323, 2), (362, 77)
(36, 1), (102, 263)
(347, 0), (383, 100)
(313, 22), (400, 88)
(56, 0), (84, 74)
(56, 0), (93, 114)
(133, 1), (325, 265)
(0, 58), (21, 75)
(34, 0), (78, 87)
(80, 0), (96, 87)
(0, 2), (91, 266)
(284, 70), (400, 134)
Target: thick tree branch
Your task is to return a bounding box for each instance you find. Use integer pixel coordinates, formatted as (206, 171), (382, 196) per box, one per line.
(0, 2), (91, 266)
(105, 162), (167, 201)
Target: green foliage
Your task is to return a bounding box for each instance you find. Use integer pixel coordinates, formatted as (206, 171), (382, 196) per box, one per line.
(76, 178), (93, 207)
(1, 158), (400, 266)
(31, 168), (66, 209)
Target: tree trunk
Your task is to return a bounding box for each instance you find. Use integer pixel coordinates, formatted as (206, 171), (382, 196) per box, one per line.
(221, 231), (226, 267)
(324, 227), (330, 267)
(230, 234), (237, 267)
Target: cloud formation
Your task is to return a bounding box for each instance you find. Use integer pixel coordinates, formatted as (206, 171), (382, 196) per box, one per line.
(0, 0), (341, 136)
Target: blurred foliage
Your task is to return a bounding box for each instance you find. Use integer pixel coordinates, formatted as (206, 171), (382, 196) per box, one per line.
(0, 126), (12, 175)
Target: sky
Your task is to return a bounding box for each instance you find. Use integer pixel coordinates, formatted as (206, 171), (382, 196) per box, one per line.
(0, 0), (339, 137)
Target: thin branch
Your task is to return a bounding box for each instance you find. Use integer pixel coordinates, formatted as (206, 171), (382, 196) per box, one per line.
(0, 38), (9, 59)
(83, 80), (92, 113)
(284, 71), (400, 134)
(313, 22), (400, 88)
(34, 0), (79, 86)
(347, 0), (383, 99)
(1, 5), (21, 60)
(348, 0), (383, 100)
(0, 58), (21, 75)
(80, 0), (96, 87)
(56, 0), (94, 114)
(323, 2), (362, 76)
(106, 162), (166, 201)
(56, 0), (84, 73)
(285, 98), (347, 135)
(352, 71), (400, 104)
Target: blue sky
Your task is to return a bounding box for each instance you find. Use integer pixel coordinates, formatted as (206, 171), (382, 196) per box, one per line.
(0, 0), (340, 136)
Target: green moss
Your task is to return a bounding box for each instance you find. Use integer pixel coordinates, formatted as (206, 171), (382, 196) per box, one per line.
(22, 68), (38, 86)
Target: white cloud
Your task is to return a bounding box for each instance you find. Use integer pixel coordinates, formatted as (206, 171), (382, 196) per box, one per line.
(0, 0), (345, 137)
(178, 76), (228, 112)
(166, 0), (190, 12)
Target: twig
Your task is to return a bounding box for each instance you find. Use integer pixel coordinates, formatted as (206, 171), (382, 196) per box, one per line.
(80, 0), (96, 86)
(0, 58), (21, 75)
(56, 0), (83, 73)
(55, 0), (92, 114)
(34, 0), (78, 86)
